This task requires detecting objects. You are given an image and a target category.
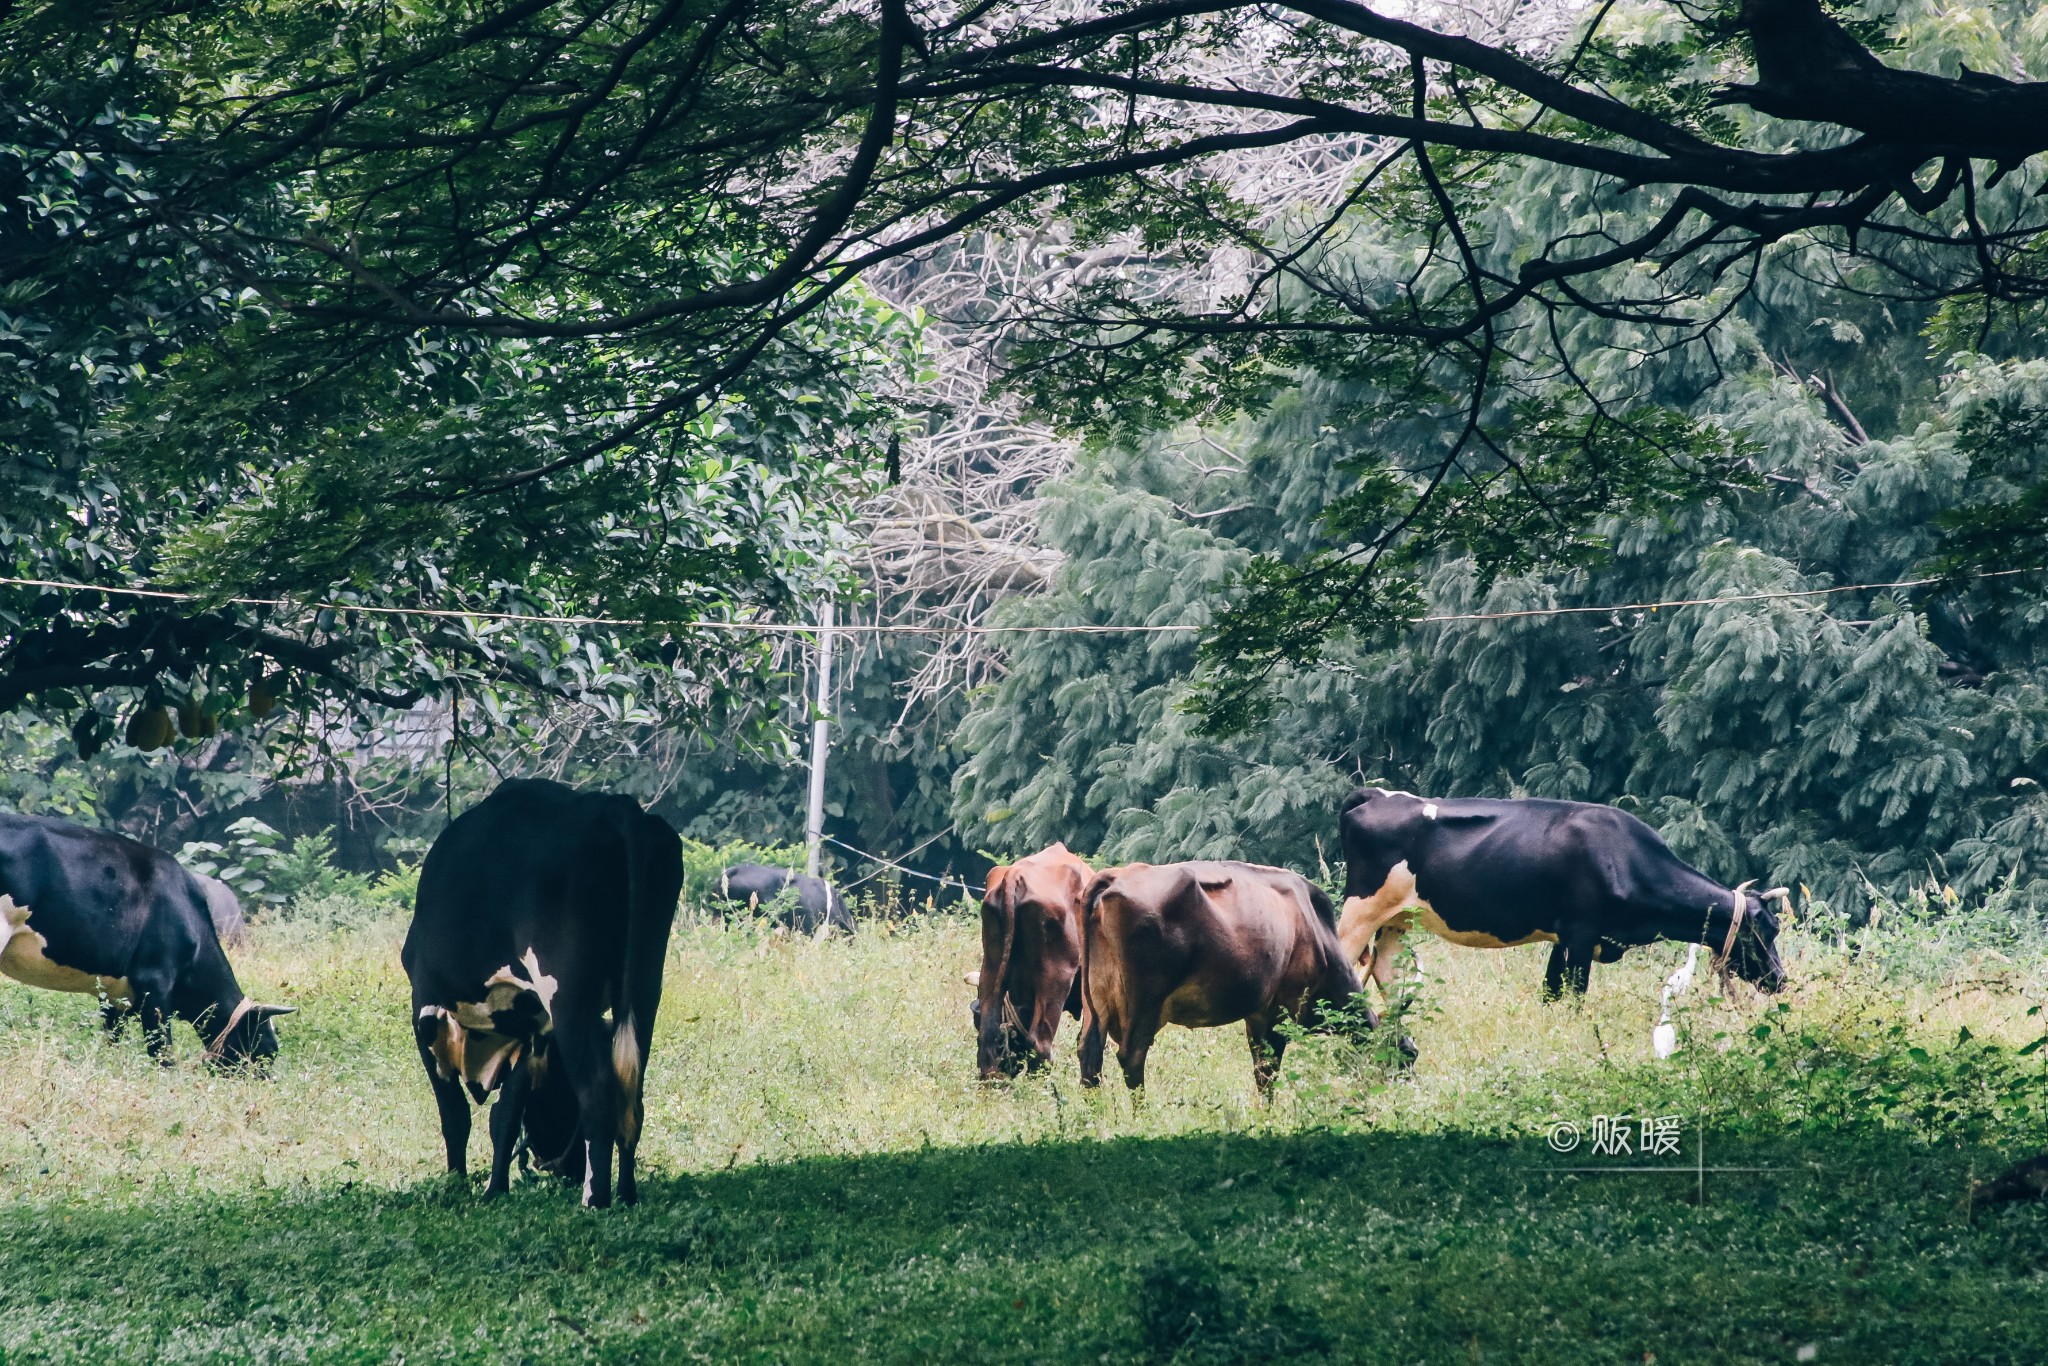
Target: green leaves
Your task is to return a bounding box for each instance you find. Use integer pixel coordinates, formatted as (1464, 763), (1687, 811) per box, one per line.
(1191, 386), (1749, 731)
(0, 6), (917, 749)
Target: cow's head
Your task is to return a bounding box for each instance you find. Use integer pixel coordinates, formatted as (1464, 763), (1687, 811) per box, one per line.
(520, 1041), (586, 1181)
(1721, 883), (1787, 992)
(207, 999), (297, 1068)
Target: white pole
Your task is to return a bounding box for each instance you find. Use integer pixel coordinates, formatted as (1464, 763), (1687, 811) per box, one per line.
(804, 598), (835, 879)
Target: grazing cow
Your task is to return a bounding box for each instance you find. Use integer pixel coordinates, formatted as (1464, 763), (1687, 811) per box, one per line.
(1336, 787), (1787, 1000)
(0, 813), (293, 1064)
(967, 842), (1091, 1078)
(403, 779), (682, 1208)
(708, 863), (854, 936)
(1974, 1152), (2048, 1209)
(1077, 860), (1368, 1096)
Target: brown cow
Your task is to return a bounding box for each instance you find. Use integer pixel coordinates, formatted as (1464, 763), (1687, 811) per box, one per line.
(1076, 860), (1368, 1096)
(969, 842), (1092, 1078)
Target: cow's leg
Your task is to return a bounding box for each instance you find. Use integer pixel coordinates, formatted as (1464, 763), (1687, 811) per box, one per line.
(1367, 924), (1408, 990)
(1077, 973), (1115, 1089)
(613, 1013), (648, 1207)
(551, 1018), (619, 1209)
(1077, 1008), (1107, 1089)
(616, 1118), (641, 1208)
(100, 999), (130, 1041)
(1115, 1008), (1162, 1094)
(1364, 927), (1421, 1063)
(485, 1054), (534, 1198)
(413, 1015), (472, 1177)
(135, 992), (174, 1064)
(1542, 928), (1597, 1000)
(1023, 984), (1066, 1074)
(1245, 1017), (1287, 1100)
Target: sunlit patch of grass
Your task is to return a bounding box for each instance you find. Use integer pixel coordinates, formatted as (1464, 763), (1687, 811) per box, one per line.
(3, 906), (2048, 1360)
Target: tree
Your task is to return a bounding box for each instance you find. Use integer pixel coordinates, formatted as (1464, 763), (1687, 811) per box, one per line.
(20, 0), (2048, 725)
(3, 13), (911, 750)
(953, 335), (2048, 909)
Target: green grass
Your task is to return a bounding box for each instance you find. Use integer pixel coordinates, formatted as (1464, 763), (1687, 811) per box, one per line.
(5, 910), (2048, 1362)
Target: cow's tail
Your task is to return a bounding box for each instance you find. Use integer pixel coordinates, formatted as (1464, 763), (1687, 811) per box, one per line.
(1075, 870), (1117, 1088)
(611, 802), (678, 1145)
(977, 868), (1018, 1058)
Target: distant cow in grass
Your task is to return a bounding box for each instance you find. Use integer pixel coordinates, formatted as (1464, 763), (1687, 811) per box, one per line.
(1078, 860), (1369, 1096)
(1336, 787), (1787, 1000)
(708, 863), (854, 936)
(0, 812), (292, 1064)
(194, 873), (249, 948)
(404, 779), (682, 1207)
(966, 842), (1091, 1078)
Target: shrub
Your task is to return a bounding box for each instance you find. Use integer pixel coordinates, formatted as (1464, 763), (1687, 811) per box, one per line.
(179, 818), (372, 911)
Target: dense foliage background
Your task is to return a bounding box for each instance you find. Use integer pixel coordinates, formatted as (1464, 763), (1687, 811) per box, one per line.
(8, 0), (2048, 918)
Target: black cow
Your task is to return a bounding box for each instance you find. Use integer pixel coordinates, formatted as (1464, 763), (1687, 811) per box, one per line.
(1336, 788), (1786, 998)
(0, 812), (293, 1063)
(403, 779), (683, 1208)
(708, 863), (854, 936)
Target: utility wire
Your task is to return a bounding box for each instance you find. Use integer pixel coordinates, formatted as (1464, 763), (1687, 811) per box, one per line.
(0, 569), (2031, 635)
(822, 833), (980, 897)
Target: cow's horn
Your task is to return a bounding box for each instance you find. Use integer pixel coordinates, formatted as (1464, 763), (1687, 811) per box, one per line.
(1760, 886), (1791, 902)
(250, 1002), (297, 1020)
(1732, 878), (1758, 897)
(962, 970), (981, 987)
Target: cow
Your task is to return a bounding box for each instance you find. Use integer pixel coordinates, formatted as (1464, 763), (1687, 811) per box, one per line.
(194, 872), (249, 948)
(402, 779), (683, 1208)
(1077, 860), (1369, 1096)
(707, 863), (854, 936)
(0, 812), (293, 1064)
(967, 842), (1091, 1078)
(1335, 787), (1787, 1000)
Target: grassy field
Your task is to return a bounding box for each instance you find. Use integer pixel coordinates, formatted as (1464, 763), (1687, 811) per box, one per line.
(5, 903), (2048, 1362)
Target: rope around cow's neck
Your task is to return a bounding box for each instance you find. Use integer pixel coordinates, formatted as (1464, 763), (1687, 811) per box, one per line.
(204, 997), (257, 1062)
(1713, 880), (1755, 982)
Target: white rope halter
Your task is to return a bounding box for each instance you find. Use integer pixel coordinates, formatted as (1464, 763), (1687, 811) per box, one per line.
(1712, 879), (1757, 983)
(204, 998), (258, 1063)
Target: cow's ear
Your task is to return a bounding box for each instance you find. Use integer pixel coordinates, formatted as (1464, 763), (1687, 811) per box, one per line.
(982, 865), (1010, 906)
(249, 1002), (297, 1021)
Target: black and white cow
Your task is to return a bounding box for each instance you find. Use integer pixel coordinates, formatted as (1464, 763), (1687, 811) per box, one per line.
(707, 863), (854, 936)
(0, 812), (293, 1063)
(1336, 787), (1787, 998)
(403, 779), (682, 1208)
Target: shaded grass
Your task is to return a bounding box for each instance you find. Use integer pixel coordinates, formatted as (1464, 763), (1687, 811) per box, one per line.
(9, 1130), (2048, 1362)
(3, 910), (2048, 1361)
